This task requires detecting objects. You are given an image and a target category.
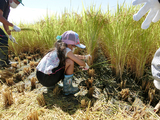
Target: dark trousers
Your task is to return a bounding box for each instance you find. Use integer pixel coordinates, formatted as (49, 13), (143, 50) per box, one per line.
(36, 65), (65, 87)
(0, 28), (8, 45)
(0, 28), (9, 66)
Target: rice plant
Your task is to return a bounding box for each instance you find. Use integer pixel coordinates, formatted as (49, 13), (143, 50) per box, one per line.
(5, 2), (159, 86)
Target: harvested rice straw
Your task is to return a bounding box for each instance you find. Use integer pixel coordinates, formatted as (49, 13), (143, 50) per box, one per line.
(36, 94), (45, 107)
(27, 110), (39, 120)
(3, 89), (14, 107)
(86, 100), (91, 120)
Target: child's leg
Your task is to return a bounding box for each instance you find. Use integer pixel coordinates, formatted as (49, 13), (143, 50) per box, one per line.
(65, 58), (74, 75)
(63, 59), (79, 95)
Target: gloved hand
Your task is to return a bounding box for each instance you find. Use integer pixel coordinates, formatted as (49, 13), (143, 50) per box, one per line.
(9, 35), (18, 44)
(84, 54), (92, 61)
(80, 63), (90, 71)
(133, 0), (160, 29)
(13, 25), (21, 32)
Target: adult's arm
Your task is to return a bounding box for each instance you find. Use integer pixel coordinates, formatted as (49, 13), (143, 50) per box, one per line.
(0, 9), (13, 35)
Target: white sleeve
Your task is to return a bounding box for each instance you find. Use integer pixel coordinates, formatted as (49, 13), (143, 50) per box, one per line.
(151, 48), (160, 81)
(65, 48), (71, 57)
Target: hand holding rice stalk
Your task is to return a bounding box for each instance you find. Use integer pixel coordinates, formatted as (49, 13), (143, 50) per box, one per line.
(8, 27), (39, 33)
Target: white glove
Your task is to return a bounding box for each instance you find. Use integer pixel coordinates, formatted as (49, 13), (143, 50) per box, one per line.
(9, 35), (18, 44)
(13, 25), (21, 32)
(133, 0), (160, 29)
(82, 63), (90, 71)
(84, 54), (92, 60)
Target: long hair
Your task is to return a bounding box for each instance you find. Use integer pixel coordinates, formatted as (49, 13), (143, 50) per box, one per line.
(55, 40), (67, 66)
(44, 40), (67, 67)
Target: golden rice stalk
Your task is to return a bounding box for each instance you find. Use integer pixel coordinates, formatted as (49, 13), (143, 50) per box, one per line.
(81, 99), (87, 108)
(85, 77), (94, 90)
(13, 73), (23, 82)
(5, 77), (14, 86)
(27, 110), (39, 120)
(148, 88), (155, 105)
(35, 54), (40, 59)
(29, 61), (35, 68)
(31, 55), (36, 60)
(23, 67), (31, 76)
(120, 80), (127, 89)
(19, 54), (25, 60)
(27, 56), (32, 61)
(14, 57), (19, 61)
(88, 68), (95, 77)
(29, 61), (35, 72)
(31, 77), (37, 90)
(0, 69), (14, 81)
(145, 81), (152, 93)
(2, 89), (14, 107)
(34, 62), (38, 67)
(142, 80), (147, 90)
(53, 85), (62, 96)
(16, 83), (25, 93)
(88, 86), (95, 98)
(36, 94), (46, 107)
(23, 60), (28, 65)
(86, 100), (91, 120)
(120, 88), (130, 100)
(8, 54), (11, 59)
(11, 63), (18, 69)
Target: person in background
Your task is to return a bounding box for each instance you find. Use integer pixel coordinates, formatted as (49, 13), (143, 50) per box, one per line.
(151, 48), (160, 112)
(36, 30), (91, 95)
(132, 0), (160, 113)
(0, 0), (24, 67)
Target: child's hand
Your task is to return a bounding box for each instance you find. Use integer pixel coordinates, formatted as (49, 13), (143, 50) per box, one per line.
(133, 0), (160, 29)
(79, 63), (90, 71)
(84, 54), (92, 61)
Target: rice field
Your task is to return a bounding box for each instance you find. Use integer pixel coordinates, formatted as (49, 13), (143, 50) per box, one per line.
(0, 3), (160, 119)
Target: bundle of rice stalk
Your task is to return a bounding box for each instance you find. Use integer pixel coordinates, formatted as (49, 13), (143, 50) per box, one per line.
(27, 110), (39, 120)
(88, 86), (95, 98)
(23, 59), (28, 65)
(29, 61), (35, 68)
(85, 77), (94, 89)
(36, 94), (46, 107)
(23, 67), (31, 76)
(53, 85), (62, 96)
(5, 77), (14, 86)
(11, 62), (18, 69)
(88, 68), (95, 77)
(0, 70), (14, 82)
(14, 57), (19, 61)
(31, 77), (37, 90)
(16, 83), (25, 93)
(13, 73), (23, 82)
(2, 88), (14, 107)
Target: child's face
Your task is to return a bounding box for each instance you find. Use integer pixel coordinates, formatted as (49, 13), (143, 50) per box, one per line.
(71, 45), (76, 52)
(68, 45), (76, 52)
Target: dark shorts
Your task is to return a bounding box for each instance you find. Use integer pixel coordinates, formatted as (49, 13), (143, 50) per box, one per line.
(36, 65), (65, 87)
